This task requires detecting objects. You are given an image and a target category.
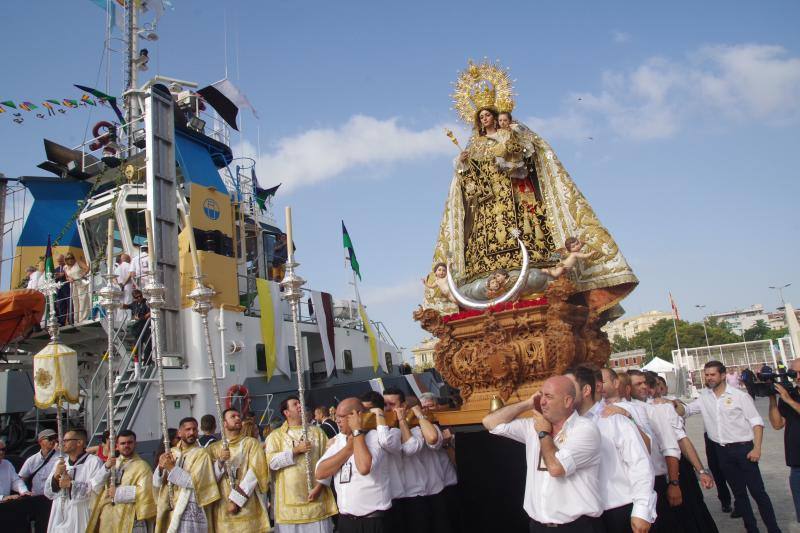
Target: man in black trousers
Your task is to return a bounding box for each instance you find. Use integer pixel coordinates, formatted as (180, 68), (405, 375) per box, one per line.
(684, 361), (781, 533)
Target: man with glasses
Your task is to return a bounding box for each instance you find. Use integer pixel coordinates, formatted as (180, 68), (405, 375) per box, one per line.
(19, 429), (59, 532)
(44, 428), (105, 532)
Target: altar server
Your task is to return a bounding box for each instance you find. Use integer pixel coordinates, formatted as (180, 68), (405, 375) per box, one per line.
(266, 395), (337, 533)
(44, 428), (105, 532)
(87, 429), (156, 532)
(208, 408), (270, 532)
(153, 417), (220, 533)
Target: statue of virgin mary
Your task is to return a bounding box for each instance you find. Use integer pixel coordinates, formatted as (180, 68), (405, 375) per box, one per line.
(423, 60), (638, 317)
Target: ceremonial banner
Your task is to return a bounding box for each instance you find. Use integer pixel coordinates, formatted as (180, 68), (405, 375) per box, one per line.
(33, 342), (79, 408)
(310, 290), (336, 377)
(359, 304), (384, 373)
(256, 278), (287, 379)
(342, 221), (361, 280)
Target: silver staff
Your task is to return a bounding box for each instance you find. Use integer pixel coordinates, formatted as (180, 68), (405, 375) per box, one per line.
(181, 207), (236, 494)
(37, 257), (67, 500)
(280, 206), (313, 493)
(142, 210), (172, 507)
(97, 219), (122, 492)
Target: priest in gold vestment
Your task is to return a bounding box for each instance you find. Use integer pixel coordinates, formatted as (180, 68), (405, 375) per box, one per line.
(87, 430), (156, 533)
(208, 408), (271, 533)
(265, 396), (337, 533)
(153, 417), (220, 533)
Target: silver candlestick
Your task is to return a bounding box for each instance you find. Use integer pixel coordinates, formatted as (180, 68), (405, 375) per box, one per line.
(97, 270), (122, 492)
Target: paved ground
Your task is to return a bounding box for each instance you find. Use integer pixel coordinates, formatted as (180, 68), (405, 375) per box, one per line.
(684, 396), (800, 532)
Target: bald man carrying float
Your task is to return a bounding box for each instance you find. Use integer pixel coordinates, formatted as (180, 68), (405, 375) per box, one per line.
(483, 376), (606, 533)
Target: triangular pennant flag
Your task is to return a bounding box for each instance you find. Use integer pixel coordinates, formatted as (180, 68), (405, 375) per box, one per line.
(19, 102), (38, 111)
(46, 99), (62, 106)
(254, 184), (280, 212)
(74, 85), (124, 123)
(62, 99), (79, 108)
(81, 94), (96, 106)
(342, 221), (361, 280)
(1, 101), (17, 109)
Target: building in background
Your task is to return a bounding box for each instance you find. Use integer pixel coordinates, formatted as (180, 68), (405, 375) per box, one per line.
(410, 337), (437, 371)
(767, 306), (800, 330)
(706, 304), (770, 335)
(602, 310), (672, 341)
(608, 348), (646, 371)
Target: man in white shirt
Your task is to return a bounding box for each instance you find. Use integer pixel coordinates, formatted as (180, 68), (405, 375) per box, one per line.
(0, 437), (31, 530)
(483, 376), (604, 532)
(360, 390), (406, 531)
(316, 397), (392, 533)
(130, 244), (150, 287)
(115, 254), (134, 322)
(565, 366), (655, 533)
(18, 429), (58, 532)
(627, 370), (684, 531)
(683, 360), (781, 533)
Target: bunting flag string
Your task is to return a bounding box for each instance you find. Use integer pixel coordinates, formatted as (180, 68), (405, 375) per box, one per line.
(0, 89), (111, 125)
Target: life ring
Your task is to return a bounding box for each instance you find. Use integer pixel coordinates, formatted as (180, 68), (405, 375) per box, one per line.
(89, 121), (115, 151)
(226, 384), (251, 414)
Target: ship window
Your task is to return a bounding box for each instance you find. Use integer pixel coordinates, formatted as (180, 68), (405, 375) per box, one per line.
(82, 211), (123, 264)
(256, 344), (266, 372)
(125, 209), (148, 247)
(343, 350), (353, 373)
(384, 352), (393, 373)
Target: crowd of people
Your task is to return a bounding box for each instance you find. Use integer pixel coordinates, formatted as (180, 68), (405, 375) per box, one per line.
(22, 248), (151, 329)
(1, 358), (797, 532)
(0, 387), (457, 533)
(484, 360), (791, 533)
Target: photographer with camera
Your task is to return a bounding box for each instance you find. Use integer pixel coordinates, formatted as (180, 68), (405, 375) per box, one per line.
(768, 359), (800, 523)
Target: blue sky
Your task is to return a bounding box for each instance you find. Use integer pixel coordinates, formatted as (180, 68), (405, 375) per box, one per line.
(2, 1), (799, 356)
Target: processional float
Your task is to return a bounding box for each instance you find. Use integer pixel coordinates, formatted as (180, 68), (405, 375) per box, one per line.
(415, 59), (639, 423)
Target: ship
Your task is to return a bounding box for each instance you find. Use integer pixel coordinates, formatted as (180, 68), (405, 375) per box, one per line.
(0, 4), (438, 459)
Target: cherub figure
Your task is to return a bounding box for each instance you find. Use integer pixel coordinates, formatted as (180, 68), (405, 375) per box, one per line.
(498, 111), (513, 130)
(422, 262), (457, 304)
(485, 268), (511, 299)
(542, 237), (594, 278)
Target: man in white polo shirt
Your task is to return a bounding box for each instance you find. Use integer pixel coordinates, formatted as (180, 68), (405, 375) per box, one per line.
(684, 360), (781, 533)
(18, 429), (58, 532)
(482, 375), (604, 532)
(565, 366), (655, 533)
(316, 397), (391, 533)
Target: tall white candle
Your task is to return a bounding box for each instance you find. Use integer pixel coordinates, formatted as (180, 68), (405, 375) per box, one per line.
(285, 206), (294, 263)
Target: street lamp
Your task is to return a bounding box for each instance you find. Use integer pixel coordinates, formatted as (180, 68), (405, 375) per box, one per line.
(695, 304), (711, 355)
(769, 283), (792, 307)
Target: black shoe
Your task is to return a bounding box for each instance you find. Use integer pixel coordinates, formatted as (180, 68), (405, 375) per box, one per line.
(722, 504), (732, 513)
(731, 509), (742, 518)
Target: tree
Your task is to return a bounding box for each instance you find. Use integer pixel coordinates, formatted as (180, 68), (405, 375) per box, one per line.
(610, 318), (739, 362)
(743, 320), (771, 341)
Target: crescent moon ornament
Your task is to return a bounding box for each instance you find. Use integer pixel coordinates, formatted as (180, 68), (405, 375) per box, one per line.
(447, 238), (530, 310)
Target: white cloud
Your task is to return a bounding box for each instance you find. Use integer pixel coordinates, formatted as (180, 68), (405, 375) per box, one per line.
(361, 279), (423, 307)
(529, 44), (800, 141)
(612, 31), (631, 44)
(237, 115), (461, 192)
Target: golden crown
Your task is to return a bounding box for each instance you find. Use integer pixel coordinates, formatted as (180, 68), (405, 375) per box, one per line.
(451, 59), (515, 125)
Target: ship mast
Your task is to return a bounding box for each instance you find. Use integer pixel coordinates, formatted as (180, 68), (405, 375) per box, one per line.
(124, 2), (139, 152)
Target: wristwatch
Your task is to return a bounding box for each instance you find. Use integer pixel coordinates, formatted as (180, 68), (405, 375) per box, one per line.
(537, 430), (550, 440)
(352, 429), (364, 438)
(668, 479), (680, 486)
(697, 468), (710, 476)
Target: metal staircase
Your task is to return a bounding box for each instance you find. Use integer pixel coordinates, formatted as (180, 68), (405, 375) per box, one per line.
(86, 318), (155, 445)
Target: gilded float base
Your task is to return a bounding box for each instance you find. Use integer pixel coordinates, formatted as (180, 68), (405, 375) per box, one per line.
(414, 278), (611, 426)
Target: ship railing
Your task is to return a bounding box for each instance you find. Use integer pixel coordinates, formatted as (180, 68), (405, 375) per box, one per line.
(70, 114), (147, 178)
(85, 315), (131, 436)
(35, 277), (99, 329)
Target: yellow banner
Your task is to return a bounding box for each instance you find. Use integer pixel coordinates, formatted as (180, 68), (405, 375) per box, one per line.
(359, 304), (379, 373)
(257, 278), (277, 381)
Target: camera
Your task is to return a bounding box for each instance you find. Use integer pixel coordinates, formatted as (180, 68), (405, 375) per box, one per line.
(752, 368), (798, 397)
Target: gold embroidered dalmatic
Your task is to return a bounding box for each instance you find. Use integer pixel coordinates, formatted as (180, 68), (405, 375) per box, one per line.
(207, 435), (270, 532)
(154, 443), (220, 533)
(87, 453), (157, 533)
(265, 423), (337, 525)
